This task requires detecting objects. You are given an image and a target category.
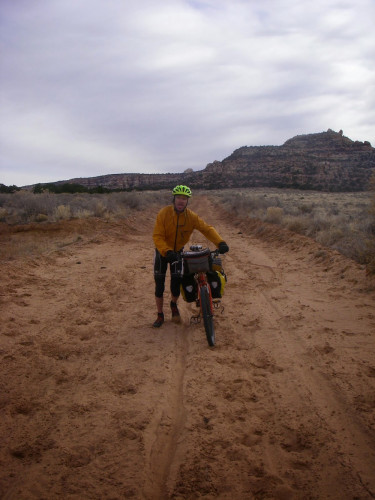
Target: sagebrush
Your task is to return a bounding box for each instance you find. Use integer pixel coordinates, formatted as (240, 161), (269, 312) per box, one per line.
(208, 188), (374, 271)
(0, 190), (171, 224)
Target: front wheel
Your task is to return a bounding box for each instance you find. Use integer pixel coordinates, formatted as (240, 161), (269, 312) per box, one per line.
(200, 284), (215, 346)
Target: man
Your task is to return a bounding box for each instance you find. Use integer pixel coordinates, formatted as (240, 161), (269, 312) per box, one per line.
(152, 185), (229, 327)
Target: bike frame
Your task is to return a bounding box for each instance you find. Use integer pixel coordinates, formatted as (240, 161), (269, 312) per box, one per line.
(177, 246), (221, 346)
(195, 270), (214, 317)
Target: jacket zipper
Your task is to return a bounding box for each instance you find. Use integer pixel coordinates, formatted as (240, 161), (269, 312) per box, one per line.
(173, 213), (180, 251)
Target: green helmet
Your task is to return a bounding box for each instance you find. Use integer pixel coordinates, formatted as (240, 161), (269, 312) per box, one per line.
(172, 185), (192, 197)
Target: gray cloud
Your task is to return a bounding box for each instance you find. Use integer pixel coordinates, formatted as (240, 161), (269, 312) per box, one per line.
(1, 0), (374, 186)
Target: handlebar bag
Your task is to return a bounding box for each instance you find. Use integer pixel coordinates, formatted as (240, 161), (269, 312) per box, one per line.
(183, 248), (211, 274)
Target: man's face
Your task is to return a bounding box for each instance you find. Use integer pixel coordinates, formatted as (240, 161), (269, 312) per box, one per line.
(174, 195), (189, 213)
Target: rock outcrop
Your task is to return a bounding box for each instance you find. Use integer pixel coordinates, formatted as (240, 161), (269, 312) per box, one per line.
(60, 129), (375, 192)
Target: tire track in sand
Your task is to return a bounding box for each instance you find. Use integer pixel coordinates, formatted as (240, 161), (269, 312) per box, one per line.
(142, 323), (189, 499)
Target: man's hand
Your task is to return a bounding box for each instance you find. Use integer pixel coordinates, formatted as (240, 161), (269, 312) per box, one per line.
(218, 241), (229, 254)
(165, 250), (178, 263)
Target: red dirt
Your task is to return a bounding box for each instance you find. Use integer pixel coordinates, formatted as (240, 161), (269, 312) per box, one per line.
(1, 196), (375, 499)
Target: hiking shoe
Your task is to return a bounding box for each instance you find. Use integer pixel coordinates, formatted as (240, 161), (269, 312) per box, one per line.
(170, 301), (181, 323)
(153, 313), (164, 328)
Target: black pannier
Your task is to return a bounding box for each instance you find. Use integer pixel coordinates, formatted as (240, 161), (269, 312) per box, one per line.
(207, 270), (226, 299)
(180, 273), (197, 302)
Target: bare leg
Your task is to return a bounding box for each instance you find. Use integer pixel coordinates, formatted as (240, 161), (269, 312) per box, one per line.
(153, 296), (165, 328)
(156, 296), (163, 314)
(170, 295), (181, 323)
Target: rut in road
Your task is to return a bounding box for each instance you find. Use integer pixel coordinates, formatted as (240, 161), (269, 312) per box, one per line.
(142, 323), (189, 499)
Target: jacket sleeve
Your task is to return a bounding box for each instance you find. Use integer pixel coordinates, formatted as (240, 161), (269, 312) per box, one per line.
(193, 213), (224, 247)
(152, 209), (170, 257)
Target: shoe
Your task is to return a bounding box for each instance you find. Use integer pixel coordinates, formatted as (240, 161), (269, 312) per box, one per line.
(170, 301), (181, 323)
(153, 313), (164, 328)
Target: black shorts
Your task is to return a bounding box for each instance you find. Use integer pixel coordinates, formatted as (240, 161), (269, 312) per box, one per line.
(153, 249), (182, 298)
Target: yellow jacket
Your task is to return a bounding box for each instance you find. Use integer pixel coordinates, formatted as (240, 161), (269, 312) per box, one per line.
(153, 205), (224, 256)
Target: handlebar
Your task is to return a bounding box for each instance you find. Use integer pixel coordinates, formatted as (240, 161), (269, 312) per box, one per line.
(171, 246), (222, 276)
(180, 248), (220, 259)
(186, 245), (220, 255)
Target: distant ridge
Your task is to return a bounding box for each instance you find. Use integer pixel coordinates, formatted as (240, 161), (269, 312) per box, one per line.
(54, 129), (375, 192)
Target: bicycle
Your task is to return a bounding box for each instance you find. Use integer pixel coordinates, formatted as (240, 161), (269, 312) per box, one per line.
(174, 245), (225, 347)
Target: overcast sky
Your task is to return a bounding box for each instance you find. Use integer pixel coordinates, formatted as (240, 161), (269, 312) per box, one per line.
(1, 0), (374, 187)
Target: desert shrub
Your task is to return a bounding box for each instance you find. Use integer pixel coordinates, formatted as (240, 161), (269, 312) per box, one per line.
(0, 207), (7, 221)
(298, 203), (314, 214)
(75, 208), (93, 219)
(17, 192), (52, 221)
(35, 213), (49, 222)
(0, 194), (9, 206)
(305, 215), (332, 238)
(265, 206), (284, 224)
(93, 201), (107, 217)
(218, 191), (282, 217)
(209, 188), (373, 265)
(332, 235), (370, 264)
(54, 205), (71, 221)
(0, 191), (55, 222)
(0, 189), (172, 225)
(284, 215), (310, 235)
(117, 191), (150, 210)
(117, 192), (143, 210)
(315, 227), (344, 247)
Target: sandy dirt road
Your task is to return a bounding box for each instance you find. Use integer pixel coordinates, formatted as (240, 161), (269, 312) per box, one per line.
(1, 196), (375, 499)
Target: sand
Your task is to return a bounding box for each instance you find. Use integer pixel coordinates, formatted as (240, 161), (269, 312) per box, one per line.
(1, 196), (375, 499)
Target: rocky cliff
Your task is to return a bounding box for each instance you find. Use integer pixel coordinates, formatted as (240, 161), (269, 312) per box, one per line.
(62, 129), (375, 192)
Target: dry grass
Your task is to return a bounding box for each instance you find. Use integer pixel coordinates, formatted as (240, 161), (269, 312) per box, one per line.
(0, 190), (171, 261)
(0, 190), (171, 225)
(207, 188), (375, 270)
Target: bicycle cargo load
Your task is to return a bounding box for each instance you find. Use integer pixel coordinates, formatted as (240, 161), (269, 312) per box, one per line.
(184, 248), (211, 274)
(180, 274), (197, 302)
(207, 270), (226, 298)
(211, 255), (223, 273)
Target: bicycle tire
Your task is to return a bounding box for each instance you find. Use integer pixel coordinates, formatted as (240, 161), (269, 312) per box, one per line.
(200, 284), (215, 346)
